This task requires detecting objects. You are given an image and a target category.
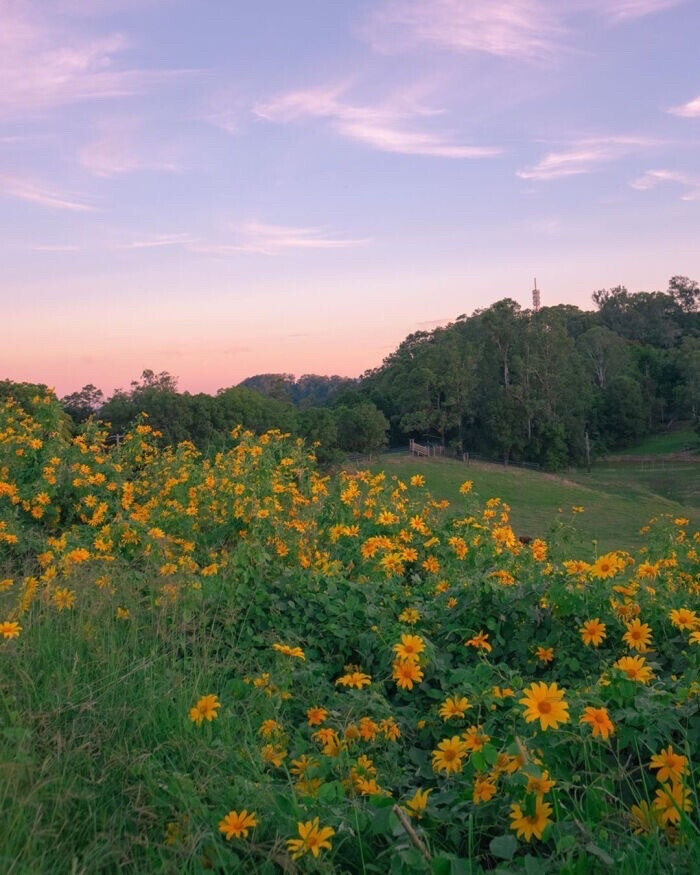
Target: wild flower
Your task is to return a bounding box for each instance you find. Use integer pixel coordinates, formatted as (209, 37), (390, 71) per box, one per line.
(519, 682), (570, 731)
(392, 660), (424, 690)
(218, 809), (258, 840)
(0, 620), (21, 639)
(272, 642), (305, 659)
(439, 695), (471, 721)
(189, 694), (220, 725)
(580, 618), (606, 646)
(579, 706), (615, 740)
(392, 634), (425, 662)
(306, 706), (328, 726)
(335, 671), (371, 689)
(622, 618), (652, 653)
(432, 736), (468, 775)
(404, 787), (431, 817)
(613, 655), (654, 684)
(648, 746), (688, 783)
(465, 630), (492, 652)
(286, 818), (335, 860)
(509, 797), (553, 841)
(653, 783), (692, 825)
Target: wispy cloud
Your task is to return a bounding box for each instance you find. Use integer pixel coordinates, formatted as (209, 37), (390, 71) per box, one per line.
(517, 136), (658, 180)
(191, 221), (370, 256)
(79, 118), (181, 176)
(363, 0), (563, 61)
(362, 0), (687, 61)
(0, 1), (193, 120)
(584, 0), (687, 21)
(254, 85), (502, 159)
(118, 233), (197, 249)
(668, 95), (700, 118)
(630, 168), (700, 200)
(0, 174), (95, 211)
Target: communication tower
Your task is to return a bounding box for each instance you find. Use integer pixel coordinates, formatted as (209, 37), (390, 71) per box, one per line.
(532, 278), (541, 312)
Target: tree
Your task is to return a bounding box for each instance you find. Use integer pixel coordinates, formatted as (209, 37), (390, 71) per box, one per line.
(60, 384), (104, 423)
(334, 402), (388, 456)
(668, 275), (699, 313)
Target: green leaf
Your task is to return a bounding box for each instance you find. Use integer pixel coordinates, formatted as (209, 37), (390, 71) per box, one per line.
(318, 780), (346, 803)
(489, 834), (518, 861)
(524, 855), (547, 875)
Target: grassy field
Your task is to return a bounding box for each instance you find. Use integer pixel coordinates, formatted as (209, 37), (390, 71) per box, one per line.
(612, 426), (699, 456)
(3, 403), (699, 873)
(369, 454), (699, 554)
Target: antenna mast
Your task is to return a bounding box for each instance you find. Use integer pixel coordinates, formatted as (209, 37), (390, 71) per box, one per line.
(532, 277), (541, 312)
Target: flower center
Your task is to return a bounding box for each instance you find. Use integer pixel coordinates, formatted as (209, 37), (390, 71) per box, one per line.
(538, 700), (552, 714)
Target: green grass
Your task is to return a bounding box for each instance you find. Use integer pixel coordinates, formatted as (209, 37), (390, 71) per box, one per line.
(370, 454), (699, 554)
(613, 426), (699, 456)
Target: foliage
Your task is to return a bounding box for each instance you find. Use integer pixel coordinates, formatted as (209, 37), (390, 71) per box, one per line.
(1, 394), (698, 873)
(362, 279), (699, 468)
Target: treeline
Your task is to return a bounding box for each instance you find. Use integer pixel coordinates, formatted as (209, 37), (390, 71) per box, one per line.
(4, 275), (698, 469)
(55, 370), (388, 462)
(360, 277), (700, 467)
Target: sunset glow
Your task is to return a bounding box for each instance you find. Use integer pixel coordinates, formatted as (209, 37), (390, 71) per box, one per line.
(2, 0), (699, 396)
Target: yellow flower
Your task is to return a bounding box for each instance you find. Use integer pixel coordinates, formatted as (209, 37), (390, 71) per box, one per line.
(312, 728), (343, 756)
(509, 797), (553, 841)
(669, 608), (699, 631)
(272, 642), (305, 660)
(381, 716), (401, 741)
(439, 695), (472, 721)
(0, 620), (21, 639)
(261, 744), (287, 767)
(653, 782), (692, 825)
(459, 480), (473, 494)
(410, 475), (425, 487)
(590, 553), (624, 579)
(259, 719), (283, 738)
(354, 776), (385, 796)
(286, 817), (335, 860)
(580, 618), (606, 647)
(53, 587), (76, 611)
(613, 655), (654, 684)
(432, 736), (469, 775)
(473, 777), (497, 804)
(649, 746), (688, 784)
(519, 682), (570, 731)
(392, 634), (425, 662)
(465, 630), (492, 652)
(579, 706), (615, 740)
(398, 607), (421, 624)
(392, 659), (424, 690)
(629, 800), (660, 834)
(462, 725), (490, 751)
(189, 694), (221, 725)
(622, 618), (652, 653)
(526, 770), (556, 796)
(290, 755), (318, 778)
(306, 706), (328, 726)
(404, 788), (431, 817)
(335, 671), (372, 689)
(535, 646), (554, 663)
(218, 809), (258, 840)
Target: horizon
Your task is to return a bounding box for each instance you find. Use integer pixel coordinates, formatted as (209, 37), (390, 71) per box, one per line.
(3, 0), (699, 397)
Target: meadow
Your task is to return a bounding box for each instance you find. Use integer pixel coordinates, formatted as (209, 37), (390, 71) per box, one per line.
(1, 395), (698, 874)
(371, 450), (698, 555)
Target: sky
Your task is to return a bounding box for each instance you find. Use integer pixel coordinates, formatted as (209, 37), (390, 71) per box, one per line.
(2, 0), (699, 397)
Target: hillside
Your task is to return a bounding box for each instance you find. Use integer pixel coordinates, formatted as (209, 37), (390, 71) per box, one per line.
(369, 453), (699, 554)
